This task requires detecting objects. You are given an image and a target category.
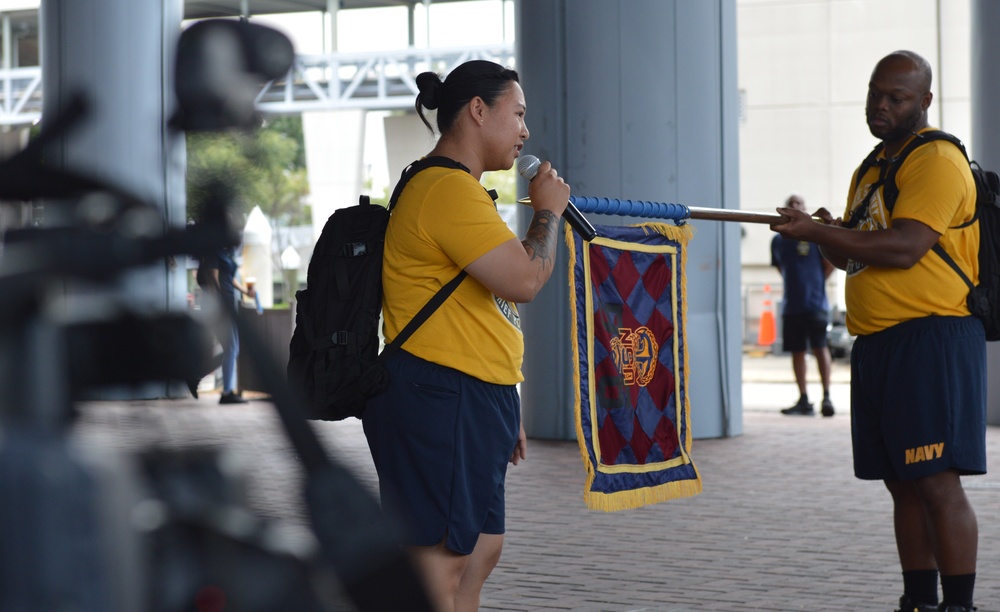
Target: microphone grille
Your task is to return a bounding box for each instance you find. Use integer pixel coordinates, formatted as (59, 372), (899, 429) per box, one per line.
(516, 155), (540, 180)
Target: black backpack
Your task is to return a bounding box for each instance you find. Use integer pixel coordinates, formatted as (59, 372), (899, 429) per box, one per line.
(287, 156), (474, 420)
(850, 130), (1000, 340)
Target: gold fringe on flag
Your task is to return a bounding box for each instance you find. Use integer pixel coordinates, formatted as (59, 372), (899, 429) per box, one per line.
(566, 222), (701, 511)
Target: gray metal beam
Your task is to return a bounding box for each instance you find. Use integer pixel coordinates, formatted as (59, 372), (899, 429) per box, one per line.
(184, 0), (484, 20)
(256, 44), (513, 113)
(0, 42), (513, 125)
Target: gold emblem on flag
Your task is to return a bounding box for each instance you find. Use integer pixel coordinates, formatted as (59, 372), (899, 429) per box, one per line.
(611, 326), (659, 387)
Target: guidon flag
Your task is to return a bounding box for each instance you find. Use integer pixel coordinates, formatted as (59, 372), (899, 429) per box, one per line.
(567, 222), (702, 511)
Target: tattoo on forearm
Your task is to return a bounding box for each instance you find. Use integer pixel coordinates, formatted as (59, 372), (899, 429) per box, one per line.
(522, 210), (559, 270)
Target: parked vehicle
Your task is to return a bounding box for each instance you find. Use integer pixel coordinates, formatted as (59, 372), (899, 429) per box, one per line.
(827, 321), (854, 359)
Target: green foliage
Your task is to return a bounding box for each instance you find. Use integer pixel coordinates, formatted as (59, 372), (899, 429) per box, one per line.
(186, 115), (312, 306)
(264, 115), (306, 168)
(186, 131), (255, 222)
(186, 115), (310, 226)
(482, 168), (517, 204)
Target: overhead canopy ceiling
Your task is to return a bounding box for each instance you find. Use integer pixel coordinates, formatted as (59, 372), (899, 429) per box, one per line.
(184, 0), (475, 20)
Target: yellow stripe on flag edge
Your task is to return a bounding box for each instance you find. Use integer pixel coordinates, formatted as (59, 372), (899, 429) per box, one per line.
(565, 222), (702, 512)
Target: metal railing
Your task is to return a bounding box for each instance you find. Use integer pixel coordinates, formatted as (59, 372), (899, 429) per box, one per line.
(0, 43), (515, 126)
(255, 43), (515, 113)
(0, 66), (42, 126)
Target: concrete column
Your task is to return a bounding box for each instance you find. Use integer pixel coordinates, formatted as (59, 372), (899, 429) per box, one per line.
(302, 110), (366, 243)
(515, 0), (742, 439)
(971, 0), (1000, 426)
(384, 113), (436, 186)
(41, 0), (187, 397)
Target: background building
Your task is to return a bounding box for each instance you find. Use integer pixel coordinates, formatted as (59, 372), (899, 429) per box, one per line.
(737, 0), (972, 337)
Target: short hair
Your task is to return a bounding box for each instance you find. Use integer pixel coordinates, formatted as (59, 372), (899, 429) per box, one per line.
(414, 60), (519, 135)
(883, 50), (932, 93)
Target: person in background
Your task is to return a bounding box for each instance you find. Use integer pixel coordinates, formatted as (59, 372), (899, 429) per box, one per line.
(199, 243), (256, 404)
(361, 59), (570, 612)
(771, 193), (836, 417)
(770, 50), (984, 612)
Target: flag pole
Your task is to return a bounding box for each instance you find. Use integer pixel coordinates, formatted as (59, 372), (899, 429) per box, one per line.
(518, 197), (801, 225)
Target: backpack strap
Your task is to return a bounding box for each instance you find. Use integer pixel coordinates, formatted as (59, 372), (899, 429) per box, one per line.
(845, 131), (969, 228)
(931, 243), (975, 292)
(387, 156), (470, 212)
(377, 155), (495, 360)
(874, 130), (978, 291)
(913, 132), (978, 291)
(330, 157), (467, 305)
(845, 143), (888, 229)
(377, 269), (468, 365)
(851, 143), (885, 197)
(882, 131), (968, 214)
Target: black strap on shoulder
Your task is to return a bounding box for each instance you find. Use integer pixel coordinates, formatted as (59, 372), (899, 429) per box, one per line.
(917, 132), (977, 290)
(377, 154), (480, 361)
(377, 269), (467, 364)
(882, 131), (968, 215)
(387, 156), (470, 212)
(846, 130), (969, 229)
(851, 143), (885, 198)
(873, 131), (976, 288)
(845, 144), (889, 229)
(931, 243), (975, 291)
(914, 130), (969, 159)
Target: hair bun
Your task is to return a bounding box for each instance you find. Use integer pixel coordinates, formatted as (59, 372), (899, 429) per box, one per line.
(416, 72), (443, 110)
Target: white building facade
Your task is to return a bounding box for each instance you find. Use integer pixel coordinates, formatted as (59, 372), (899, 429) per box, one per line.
(737, 0), (972, 329)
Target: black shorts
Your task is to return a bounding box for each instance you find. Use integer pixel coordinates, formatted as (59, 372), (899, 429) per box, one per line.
(782, 311), (829, 353)
(362, 349), (520, 555)
(850, 316), (987, 481)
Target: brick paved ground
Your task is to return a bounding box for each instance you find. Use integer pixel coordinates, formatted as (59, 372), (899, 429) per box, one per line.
(70, 353), (1000, 612)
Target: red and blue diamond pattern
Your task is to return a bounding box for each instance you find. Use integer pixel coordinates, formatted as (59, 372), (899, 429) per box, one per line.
(569, 223), (701, 510)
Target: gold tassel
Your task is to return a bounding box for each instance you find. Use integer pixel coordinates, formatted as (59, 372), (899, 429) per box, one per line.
(584, 477), (703, 512)
(565, 222), (703, 512)
(565, 225), (593, 473)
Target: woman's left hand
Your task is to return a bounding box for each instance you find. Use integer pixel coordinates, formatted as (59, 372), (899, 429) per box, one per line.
(510, 423), (527, 465)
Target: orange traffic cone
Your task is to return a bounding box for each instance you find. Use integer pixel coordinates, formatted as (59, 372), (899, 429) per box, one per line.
(757, 284), (776, 346)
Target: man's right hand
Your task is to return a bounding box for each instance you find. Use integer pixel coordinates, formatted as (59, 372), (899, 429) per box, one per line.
(770, 206), (814, 239)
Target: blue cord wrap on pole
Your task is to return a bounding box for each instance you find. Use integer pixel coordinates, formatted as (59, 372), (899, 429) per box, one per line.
(569, 196), (692, 221)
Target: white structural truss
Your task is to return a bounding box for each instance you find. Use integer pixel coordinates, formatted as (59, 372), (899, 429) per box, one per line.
(258, 44), (515, 114)
(0, 43), (515, 126)
(0, 66), (41, 126)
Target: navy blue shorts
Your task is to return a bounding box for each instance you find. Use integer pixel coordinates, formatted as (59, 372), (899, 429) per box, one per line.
(850, 316), (987, 481)
(362, 349), (520, 555)
(782, 311), (829, 353)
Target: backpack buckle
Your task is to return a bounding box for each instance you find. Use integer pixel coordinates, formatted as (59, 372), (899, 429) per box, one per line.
(344, 241), (368, 257)
(331, 331), (349, 345)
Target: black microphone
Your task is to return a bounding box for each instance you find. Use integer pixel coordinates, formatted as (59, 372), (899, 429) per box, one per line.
(517, 155), (597, 241)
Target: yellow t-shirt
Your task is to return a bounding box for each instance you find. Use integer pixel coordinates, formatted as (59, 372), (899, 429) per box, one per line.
(843, 129), (979, 336)
(382, 165), (525, 384)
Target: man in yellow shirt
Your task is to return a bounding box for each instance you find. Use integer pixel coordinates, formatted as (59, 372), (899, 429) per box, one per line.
(770, 51), (985, 612)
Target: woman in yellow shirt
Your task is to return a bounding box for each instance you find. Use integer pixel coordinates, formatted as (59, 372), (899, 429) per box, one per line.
(363, 59), (571, 612)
